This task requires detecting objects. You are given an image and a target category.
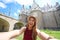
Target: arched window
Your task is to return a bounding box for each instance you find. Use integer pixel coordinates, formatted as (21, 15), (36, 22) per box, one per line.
(0, 18), (9, 32)
(14, 22), (24, 30)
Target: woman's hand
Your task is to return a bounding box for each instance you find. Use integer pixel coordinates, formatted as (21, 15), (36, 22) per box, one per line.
(49, 39), (58, 40)
(36, 29), (57, 40)
(9, 27), (26, 39)
(0, 27), (26, 40)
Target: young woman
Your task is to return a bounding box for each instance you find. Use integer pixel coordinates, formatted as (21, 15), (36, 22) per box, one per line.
(0, 16), (57, 40)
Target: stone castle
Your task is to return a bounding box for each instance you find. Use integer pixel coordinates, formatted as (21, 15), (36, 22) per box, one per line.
(19, 0), (60, 29)
(0, 0), (60, 32)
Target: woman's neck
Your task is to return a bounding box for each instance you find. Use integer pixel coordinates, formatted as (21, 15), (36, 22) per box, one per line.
(28, 26), (32, 30)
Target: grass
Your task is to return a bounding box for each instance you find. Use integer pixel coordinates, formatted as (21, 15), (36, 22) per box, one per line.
(41, 30), (60, 39)
(16, 30), (60, 40)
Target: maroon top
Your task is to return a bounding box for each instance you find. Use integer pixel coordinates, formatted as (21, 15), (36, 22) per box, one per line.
(23, 27), (33, 40)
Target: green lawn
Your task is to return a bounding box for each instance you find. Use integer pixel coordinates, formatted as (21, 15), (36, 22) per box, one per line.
(41, 30), (60, 39)
(16, 30), (60, 40)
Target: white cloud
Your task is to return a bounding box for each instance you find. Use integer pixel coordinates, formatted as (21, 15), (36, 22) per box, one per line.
(36, 0), (58, 7)
(35, 0), (52, 7)
(1, 0), (59, 7)
(14, 12), (18, 16)
(2, 0), (14, 3)
(1, 0), (33, 6)
(0, 2), (7, 8)
(17, 9), (20, 13)
(15, 0), (33, 6)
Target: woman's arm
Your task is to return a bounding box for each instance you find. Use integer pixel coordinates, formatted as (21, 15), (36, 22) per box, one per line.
(8, 27), (26, 39)
(36, 29), (53, 40)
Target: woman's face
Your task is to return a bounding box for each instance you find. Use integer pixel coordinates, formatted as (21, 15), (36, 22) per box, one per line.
(28, 18), (35, 27)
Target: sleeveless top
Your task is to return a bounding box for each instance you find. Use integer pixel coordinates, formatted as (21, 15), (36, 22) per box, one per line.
(23, 27), (33, 40)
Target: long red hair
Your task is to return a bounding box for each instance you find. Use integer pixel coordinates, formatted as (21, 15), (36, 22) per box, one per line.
(26, 16), (37, 40)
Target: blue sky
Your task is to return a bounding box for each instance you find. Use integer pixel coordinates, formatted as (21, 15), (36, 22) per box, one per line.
(0, 0), (60, 19)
